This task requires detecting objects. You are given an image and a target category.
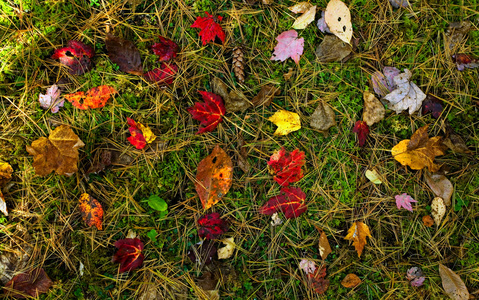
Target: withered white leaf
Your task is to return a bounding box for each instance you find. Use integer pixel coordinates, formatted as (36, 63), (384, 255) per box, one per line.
(383, 69), (426, 115)
(218, 237), (235, 259)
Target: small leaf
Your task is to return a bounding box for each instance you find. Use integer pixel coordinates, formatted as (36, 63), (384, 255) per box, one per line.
(63, 85), (117, 110)
(151, 36), (179, 62)
(452, 53), (479, 71)
(147, 195), (168, 212)
(105, 34), (143, 75)
(341, 273), (361, 288)
(439, 264), (469, 300)
(39, 85), (64, 113)
(406, 267), (425, 287)
(316, 227), (332, 260)
(251, 85), (280, 107)
(0, 161), (13, 186)
(344, 221), (371, 257)
(422, 94), (444, 119)
(127, 118), (157, 150)
(259, 187), (307, 219)
(395, 193), (418, 212)
(268, 110), (301, 136)
(188, 91), (226, 134)
(191, 12), (225, 46)
(271, 30), (304, 64)
(291, 5), (317, 30)
(352, 120), (369, 147)
(144, 63), (178, 85)
(217, 237), (235, 259)
(365, 169), (382, 184)
(51, 40), (94, 75)
(309, 267), (329, 294)
(431, 197), (446, 226)
(268, 148), (305, 186)
(112, 238), (145, 273)
(198, 212), (229, 239)
(424, 171), (453, 206)
(324, 0), (353, 44)
(79, 193), (104, 230)
(362, 91), (385, 126)
(299, 259), (316, 275)
(310, 101), (336, 132)
(422, 215), (434, 227)
(3, 268), (53, 299)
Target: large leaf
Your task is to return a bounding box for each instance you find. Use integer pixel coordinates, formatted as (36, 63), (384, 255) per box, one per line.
(191, 12), (225, 45)
(79, 193), (104, 230)
(188, 91), (226, 134)
(3, 268), (53, 299)
(344, 221), (371, 257)
(259, 187), (307, 219)
(271, 30), (304, 64)
(105, 34), (143, 75)
(268, 147), (305, 186)
(324, 0), (353, 44)
(112, 238), (145, 273)
(63, 85), (117, 110)
(439, 264), (469, 300)
(268, 110), (301, 136)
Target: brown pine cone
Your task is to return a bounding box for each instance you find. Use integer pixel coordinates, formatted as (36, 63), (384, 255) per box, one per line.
(232, 47), (245, 84)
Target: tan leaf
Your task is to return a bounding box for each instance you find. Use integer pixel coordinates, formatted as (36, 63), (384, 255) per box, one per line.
(317, 228), (332, 260)
(324, 0), (353, 44)
(443, 124), (472, 154)
(315, 35), (352, 63)
(289, 2), (313, 13)
(310, 101), (336, 132)
(0, 161), (13, 186)
(362, 91), (385, 126)
(344, 221), (371, 257)
(217, 237), (235, 259)
(431, 197), (446, 226)
(212, 77), (251, 113)
(341, 273), (361, 288)
(251, 85), (280, 107)
(268, 110), (301, 136)
(424, 171), (453, 206)
(292, 5), (317, 30)
(26, 125), (85, 177)
(439, 264), (469, 300)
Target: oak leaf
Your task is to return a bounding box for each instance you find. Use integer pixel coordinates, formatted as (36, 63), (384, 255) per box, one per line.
(3, 268), (53, 299)
(0, 161), (13, 186)
(127, 117), (157, 150)
(268, 147), (305, 186)
(63, 85), (117, 110)
(352, 120), (369, 147)
(341, 273), (361, 288)
(362, 91), (385, 126)
(51, 40), (94, 75)
(191, 12), (226, 46)
(144, 63), (178, 85)
(79, 193), (104, 230)
(26, 125), (85, 176)
(39, 84), (64, 113)
(105, 34), (143, 75)
(259, 187), (307, 219)
(310, 101), (336, 132)
(383, 69), (426, 115)
(344, 221), (371, 257)
(195, 145), (233, 210)
(198, 212), (229, 240)
(151, 36), (179, 62)
(271, 30), (304, 64)
(439, 264), (469, 300)
(268, 110), (301, 136)
(395, 193), (418, 212)
(324, 0), (353, 44)
(188, 91), (226, 134)
(113, 238), (144, 273)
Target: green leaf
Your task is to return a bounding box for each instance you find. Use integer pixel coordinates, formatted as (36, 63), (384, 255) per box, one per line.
(147, 195), (168, 211)
(147, 229), (157, 243)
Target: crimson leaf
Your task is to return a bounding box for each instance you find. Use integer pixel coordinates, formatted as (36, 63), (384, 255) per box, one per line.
(112, 238), (145, 273)
(187, 91), (226, 134)
(191, 12), (226, 46)
(268, 148), (305, 186)
(144, 63), (178, 85)
(352, 120), (369, 147)
(260, 187), (307, 219)
(51, 40), (94, 75)
(3, 268), (53, 299)
(198, 212), (229, 240)
(422, 94), (443, 119)
(152, 36), (179, 62)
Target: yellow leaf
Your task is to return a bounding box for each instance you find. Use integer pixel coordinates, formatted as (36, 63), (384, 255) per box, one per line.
(0, 161), (13, 186)
(292, 5), (317, 30)
(289, 2), (312, 13)
(268, 110), (301, 136)
(137, 122), (157, 144)
(365, 170), (382, 184)
(218, 237), (235, 259)
(344, 221), (371, 257)
(325, 0), (353, 44)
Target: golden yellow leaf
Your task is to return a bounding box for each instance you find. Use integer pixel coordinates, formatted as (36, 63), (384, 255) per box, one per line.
(268, 110), (301, 136)
(0, 161), (13, 186)
(344, 221), (371, 257)
(136, 122), (157, 144)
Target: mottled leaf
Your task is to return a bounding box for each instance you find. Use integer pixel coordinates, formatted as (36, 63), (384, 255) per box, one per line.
(64, 85), (117, 110)
(362, 91), (385, 126)
(39, 85), (64, 113)
(127, 117), (157, 150)
(422, 94), (443, 119)
(384, 69), (426, 115)
(79, 193), (104, 230)
(324, 0), (352, 44)
(344, 221), (371, 257)
(310, 101), (336, 132)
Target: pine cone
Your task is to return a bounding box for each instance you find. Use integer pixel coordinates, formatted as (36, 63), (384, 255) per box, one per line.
(232, 47), (245, 84)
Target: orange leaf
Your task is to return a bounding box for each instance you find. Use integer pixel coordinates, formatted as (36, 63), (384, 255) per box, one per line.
(344, 221), (371, 258)
(422, 215), (434, 227)
(79, 193), (104, 230)
(195, 145), (233, 210)
(341, 273), (361, 288)
(64, 85), (117, 110)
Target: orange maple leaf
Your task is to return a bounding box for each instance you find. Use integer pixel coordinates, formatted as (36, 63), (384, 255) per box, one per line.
(64, 85), (117, 110)
(344, 221), (371, 258)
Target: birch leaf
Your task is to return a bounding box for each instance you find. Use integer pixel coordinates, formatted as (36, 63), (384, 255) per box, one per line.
(439, 264), (469, 300)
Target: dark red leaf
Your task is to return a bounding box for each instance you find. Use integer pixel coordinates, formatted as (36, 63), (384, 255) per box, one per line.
(3, 268), (53, 299)
(422, 94), (443, 119)
(452, 53), (479, 71)
(112, 238), (145, 273)
(127, 117), (147, 149)
(259, 187), (307, 219)
(308, 266), (329, 294)
(51, 40), (94, 75)
(151, 36), (179, 62)
(187, 91), (226, 134)
(144, 63), (178, 85)
(352, 120), (369, 147)
(187, 240), (217, 266)
(105, 34), (143, 75)
(198, 212), (229, 240)
(190, 12), (226, 46)
(268, 148), (305, 186)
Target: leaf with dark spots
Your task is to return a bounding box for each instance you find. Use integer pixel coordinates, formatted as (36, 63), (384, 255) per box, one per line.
(422, 94), (443, 119)
(144, 63), (178, 85)
(3, 268), (53, 299)
(51, 40), (94, 75)
(198, 212), (229, 239)
(187, 240), (217, 266)
(112, 238), (145, 273)
(63, 85), (117, 110)
(151, 36), (179, 62)
(260, 187), (307, 219)
(105, 34), (143, 75)
(352, 120), (369, 147)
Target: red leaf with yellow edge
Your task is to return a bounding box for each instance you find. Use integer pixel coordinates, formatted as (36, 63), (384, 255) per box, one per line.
(126, 118), (157, 150)
(3, 268), (53, 299)
(191, 12), (226, 46)
(79, 193), (103, 230)
(64, 85), (117, 109)
(352, 120), (369, 147)
(260, 187), (307, 219)
(188, 91), (225, 134)
(268, 148), (305, 186)
(344, 221), (372, 257)
(195, 145), (233, 210)
(112, 238), (144, 273)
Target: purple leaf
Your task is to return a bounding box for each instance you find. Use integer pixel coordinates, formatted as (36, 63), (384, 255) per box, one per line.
(395, 193), (418, 212)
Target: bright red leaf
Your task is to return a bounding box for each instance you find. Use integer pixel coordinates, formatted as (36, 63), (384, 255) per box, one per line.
(3, 268), (53, 299)
(63, 85), (117, 109)
(268, 148), (305, 186)
(126, 118), (157, 150)
(260, 187), (307, 219)
(198, 212), (229, 240)
(51, 40), (94, 75)
(422, 94), (443, 119)
(152, 36), (179, 62)
(144, 63), (178, 85)
(191, 12), (226, 46)
(352, 120), (369, 147)
(188, 91), (226, 134)
(112, 238), (144, 273)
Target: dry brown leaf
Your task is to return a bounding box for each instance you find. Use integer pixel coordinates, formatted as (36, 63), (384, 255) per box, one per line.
(315, 35), (352, 63)
(26, 125), (85, 177)
(310, 101), (336, 133)
(0, 161), (13, 186)
(422, 215), (434, 227)
(212, 77), (251, 113)
(317, 227), (332, 260)
(424, 171), (453, 206)
(439, 264), (469, 300)
(344, 221), (371, 257)
(362, 91), (385, 126)
(237, 134), (251, 173)
(105, 34), (143, 75)
(283, 68), (294, 81)
(251, 85), (280, 107)
(443, 124), (472, 154)
(431, 197), (446, 226)
(341, 273), (361, 288)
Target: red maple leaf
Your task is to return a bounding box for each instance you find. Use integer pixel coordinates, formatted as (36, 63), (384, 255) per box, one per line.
(198, 212), (229, 240)
(3, 268), (53, 299)
(191, 12), (226, 46)
(352, 120), (369, 147)
(112, 238), (144, 273)
(422, 94), (443, 119)
(51, 40), (95, 75)
(188, 91), (226, 134)
(268, 148), (305, 186)
(144, 63), (178, 85)
(127, 117), (147, 149)
(259, 187), (307, 219)
(152, 36), (179, 62)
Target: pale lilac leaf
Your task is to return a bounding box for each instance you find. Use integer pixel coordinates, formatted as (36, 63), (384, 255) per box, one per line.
(39, 85), (64, 113)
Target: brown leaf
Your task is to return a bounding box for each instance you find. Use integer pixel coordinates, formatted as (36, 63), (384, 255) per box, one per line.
(3, 268), (53, 299)
(237, 134), (251, 173)
(195, 145), (233, 210)
(316, 227), (332, 260)
(362, 91), (385, 126)
(310, 101), (336, 133)
(251, 85), (280, 107)
(0, 161), (13, 186)
(196, 271), (218, 291)
(311, 277), (329, 294)
(86, 150), (113, 175)
(424, 171), (453, 206)
(315, 35), (352, 63)
(211, 77), (251, 113)
(105, 34), (143, 75)
(26, 125), (85, 176)
(422, 215), (434, 227)
(439, 264), (469, 300)
(341, 273), (361, 288)
(443, 124), (472, 154)
(79, 193), (104, 230)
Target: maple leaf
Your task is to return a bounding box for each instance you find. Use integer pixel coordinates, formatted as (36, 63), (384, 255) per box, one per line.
(26, 125), (85, 176)
(344, 221), (372, 257)
(188, 91), (226, 134)
(191, 12), (226, 46)
(144, 63), (178, 85)
(126, 118), (157, 150)
(268, 110), (302, 136)
(3, 268), (53, 299)
(112, 238), (145, 273)
(63, 85), (117, 110)
(422, 94), (443, 119)
(452, 53), (479, 71)
(79, 193), (104, 230)
(352, 120), (369, 147)
(105, 34), (143, 75)
(198, 212), (229, 239)
(259, 187), (307, 219)
(268, 147), (305, 186)
(39, 84), (64, 113)
(151, 36), (179, 61)
(383, 69), (426, 115)
(51, 40), (94, 75)
(395, 193), (418, 212)
(271, 30), (304, 64)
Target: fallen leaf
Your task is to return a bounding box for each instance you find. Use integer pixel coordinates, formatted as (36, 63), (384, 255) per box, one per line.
(424, 171), (453, 206)
(443, 124), (472, 154)
(363, 91), (385, 126)
(105, 34), (143, 75)
(324, 0), (353, 44)
(0, 161), (13, 186)
(406, 267), (425, 287)
(341, 273), (361, 288)
(144, 63), (178, 85)
(384, 69), (426, 115)
(431, 197), (446, 226)
(236, 133), (251, 173)
(195, 145), (233, 210)
(309, 267), (329, 294)
(283, 68), (294, 80)
(187, 240), (217, 266)
(218, 237), (235, 259)
(370, 67), (400, 97)
(352, 120), (369, 147)
(395, 193), (418, 212)
(344, 221), (371, 258)
(389, 0), (410, 8)
(112, 238), (145, 273)
(452, 53), (479, 71)
(26, 125), (85, 176)
(317, 227), (332, 260)
(439, 264), (469, 300)
(251, 85), (280, 107)
(365, 170), (382, 184)
(422, 94), (444, 119)
(79, 193), (104, 230)
(315, 35), (352, 63)
(147, 195), (168, 212)
(268, 148), (305, 186)
(191, 12), (226, 46)
(151, 36), (179, 62)
(422, 215), (434, 227)
(310, 101), (336, 132)
(0, 190), (7, 216)
(198, 212), (229, 240)
(3, 268), (53, 299)
(268, 110), (301, 136)
(196, 271), (218, 292)
(259, 187), (307, 219)
(446, 22), (472, 50)
(51, 40), (94, 75)
(289, 2), (312, 13)
(391, 125), (447, 172)
(299, 259), (316, 275)
(188, 91), (226, 134)
(211, 77), (251, 113)
(63, 85), (117, 110)
(127, 117), (157, 150)
(270, 212), (283, 226)
(292, 5), (317, 30)
(316, 11), (330, 33)
(271, 30), (304, 64)
(39, 84), (64, 113)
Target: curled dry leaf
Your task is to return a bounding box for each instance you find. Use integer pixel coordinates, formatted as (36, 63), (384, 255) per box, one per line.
(309, 267), (329, 294)
(259, 187), (307, 219)
(324, 0), (353, 44)
(341, 273), (361, 288)
(291, 4), (317, 30)
(443, 124), (472, 154)
(51, 40), (94, 75)
(188, 91), (226, 134)
(352, 120), (369, 147)
(113, 238), (145, 273)
(452, 53), (479, 71)
(315, 35), (352, 63)
(26, 125), (85, 177)
(289, 2), (312, 14)
(217, 237), (235, 259)
(271, 30), (304, 64)
(271, 212), (283, 226)
(384, 69), (426, 115)
(198, 212), (229, 240)
(63, 85), (117, 110)
(191, 12), (226, 46)
(424, 171), (453, 206)
(310, 101), (336, 132)
(268, 110), (301, 136)
(317, 227), (332, 260)
(268, 148), (305, 186)
(365, 169), (382, 184)
(299, 259), (316, 275)
(431, 197), (446, 226)
(79, 193), (104, 230)
(422, 215), (434, 227)
(105, 34), (143, 75)
(3, 268), (53, 299)
(363, 91), (385, 126)
(195, 145), (233, 210)
(0, 161), (13, 186)
(211, 77), (251, 113)
(196, 271), (218, 292)
(439, 264), (469, 300)
(344, 221), (371, 258)
(370, 67), (400, 97)
(251, 85), (280, 107)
